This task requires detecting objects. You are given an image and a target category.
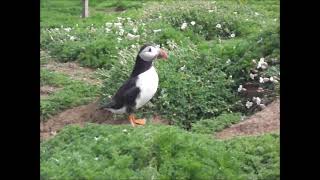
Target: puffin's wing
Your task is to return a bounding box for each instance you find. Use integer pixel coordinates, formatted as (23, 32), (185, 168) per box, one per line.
(102, 77), (140, 109)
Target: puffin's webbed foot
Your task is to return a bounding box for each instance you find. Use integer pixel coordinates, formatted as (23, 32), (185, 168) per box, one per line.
(128, 114), (146, 127)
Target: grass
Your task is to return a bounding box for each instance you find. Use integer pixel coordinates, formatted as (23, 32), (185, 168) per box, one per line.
(40, 69), (100, 120)
(41, 124), (279, 179)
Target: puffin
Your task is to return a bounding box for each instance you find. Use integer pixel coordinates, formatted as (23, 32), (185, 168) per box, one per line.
(100, 43), (168, 127)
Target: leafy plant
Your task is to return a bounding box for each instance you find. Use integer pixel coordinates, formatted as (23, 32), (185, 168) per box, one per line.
(41, 124), (279, 179)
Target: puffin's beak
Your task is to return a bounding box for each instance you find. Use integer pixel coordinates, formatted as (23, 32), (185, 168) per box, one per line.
(158, 48), (168, 60)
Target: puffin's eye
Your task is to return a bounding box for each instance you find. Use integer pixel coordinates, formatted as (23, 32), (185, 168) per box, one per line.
(148, 48), (152, 52)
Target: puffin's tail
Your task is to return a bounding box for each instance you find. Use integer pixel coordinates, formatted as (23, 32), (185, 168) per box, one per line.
(98, 100), (115, 110)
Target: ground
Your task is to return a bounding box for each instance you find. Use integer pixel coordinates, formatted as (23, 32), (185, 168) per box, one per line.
(215, 98), (280, 139)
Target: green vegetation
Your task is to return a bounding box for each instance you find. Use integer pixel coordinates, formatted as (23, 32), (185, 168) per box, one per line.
(191, 113), (242, 134)
(40, 69), (100, 120)
(41, 124), (279, 179)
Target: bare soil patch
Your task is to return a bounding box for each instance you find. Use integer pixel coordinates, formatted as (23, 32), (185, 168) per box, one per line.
(215, 98), (280, 140)
(40, 100), (169, 140)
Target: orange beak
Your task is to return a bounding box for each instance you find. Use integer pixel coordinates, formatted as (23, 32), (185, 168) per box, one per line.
(158, 48), (168, 60)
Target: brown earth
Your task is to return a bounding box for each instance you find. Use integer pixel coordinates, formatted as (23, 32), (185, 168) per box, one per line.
(215, 98), (280, 140)
(40, 100), (169, 140)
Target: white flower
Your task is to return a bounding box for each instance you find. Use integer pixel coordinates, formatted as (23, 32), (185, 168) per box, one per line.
(274, 18), (277, 21)
(234, 11), (238, 15)
(270, 77), (274, 82)
(133, 27), (138, 33)
(105, 28), (111, 33)
(226, 59), (231, 64)
(238, 85), (246, 92)
(252, 59), (257, 64)
(190, 21), (196, 26)
(126, 17), (131, 21)
(216, 24), (222, 28)
(131, 44), (136, 48)
(257, 58), (268, 69)
(94, 157), (99, 161)
(64, 27), (71, 32)
(105, 22), (112, 27)
(208, 9), (214, 13)
(114, 22), (122, 28)
(117, 17), (123, 21)
(94, 137), (100, 141)
(246, 101), (253, 109)
(123, 129), (128, 133)
(263, 78), (270, 82)
(181, 22), (188, 30)
(259, 77), (264, 83)
(259, 104), (266, 109)
(69, 36), (76, 41)
(257, 38), (263, 43)
(245, 18), (249, 21)
(250, 73), (256, 80)
(253, 97), (261, 105)
(153, 29), (162, 33)
(180, 65), (186, 71)
(256, 98), (261, 105)
(230, 33), (235, 38)
(255, 12), (260, 16)
(117, 37), (122, 42)
(118, 28), (124, 36)
(127, 33), (140, 40)
(159, 15), (162, 19)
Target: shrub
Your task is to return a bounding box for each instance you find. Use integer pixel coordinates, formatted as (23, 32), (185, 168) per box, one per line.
(41, 124), (279, 179)
(191, 113), (242, 134)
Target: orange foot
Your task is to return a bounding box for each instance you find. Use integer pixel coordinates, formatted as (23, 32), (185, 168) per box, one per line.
(128, 114), (146, 127)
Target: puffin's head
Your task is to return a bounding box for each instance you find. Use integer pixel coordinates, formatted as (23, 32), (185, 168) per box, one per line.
(138, 43), (168, 62)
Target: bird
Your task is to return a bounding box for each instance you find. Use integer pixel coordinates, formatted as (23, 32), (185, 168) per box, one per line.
(100, 43), (168, 127)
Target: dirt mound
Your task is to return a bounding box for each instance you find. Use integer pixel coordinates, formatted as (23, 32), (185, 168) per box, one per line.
(215, 98), (280, 139)
(40, 100), (169, 140)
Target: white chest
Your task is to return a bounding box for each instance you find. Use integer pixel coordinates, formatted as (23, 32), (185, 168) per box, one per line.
(135, 66), (159, 109)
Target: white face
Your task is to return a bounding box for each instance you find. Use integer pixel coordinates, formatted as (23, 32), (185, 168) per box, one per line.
(139, 46), (160, 62)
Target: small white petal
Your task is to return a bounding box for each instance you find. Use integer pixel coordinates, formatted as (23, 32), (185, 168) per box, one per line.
(263, 78), (270, 82)
(238, 85), (243, 92)
(246, 101), (253, 109)
(259, 77), (264, 83)
(259, 104), (266, 109)
(250, 73), (255, 80)
(153, 29), (162, 33)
